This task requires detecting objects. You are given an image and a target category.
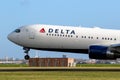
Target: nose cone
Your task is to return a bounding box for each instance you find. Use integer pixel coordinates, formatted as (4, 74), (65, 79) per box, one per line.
(7, 32), (19, 44)
(7, 33), (14, 42)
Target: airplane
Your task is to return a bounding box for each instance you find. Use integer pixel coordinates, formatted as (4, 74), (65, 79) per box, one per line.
(8, 24), (120, 60)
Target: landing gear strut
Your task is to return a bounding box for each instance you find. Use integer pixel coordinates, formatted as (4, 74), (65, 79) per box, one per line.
(23, 47), (30, 60)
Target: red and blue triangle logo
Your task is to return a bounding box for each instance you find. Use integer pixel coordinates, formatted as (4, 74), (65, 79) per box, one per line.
(40, 28), (45, 33)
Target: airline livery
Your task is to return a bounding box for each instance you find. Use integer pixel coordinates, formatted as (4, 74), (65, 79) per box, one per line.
(8, 24), (120, 60)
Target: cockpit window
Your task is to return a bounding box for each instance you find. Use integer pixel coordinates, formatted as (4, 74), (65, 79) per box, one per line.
(14, 29), (21, 33)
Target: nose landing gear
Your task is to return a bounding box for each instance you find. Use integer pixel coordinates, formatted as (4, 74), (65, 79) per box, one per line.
(24, 55), (30, 60)
(23, 47), (30, 60)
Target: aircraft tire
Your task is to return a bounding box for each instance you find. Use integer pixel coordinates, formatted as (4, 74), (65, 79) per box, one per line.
(24, 55), (30, 60)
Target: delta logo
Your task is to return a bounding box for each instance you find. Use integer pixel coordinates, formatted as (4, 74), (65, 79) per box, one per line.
(40, 28), (45, 33)
(40, 28), (75, 35)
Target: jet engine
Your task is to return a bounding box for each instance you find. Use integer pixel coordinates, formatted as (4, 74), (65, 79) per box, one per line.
(89, 45), (120, 59)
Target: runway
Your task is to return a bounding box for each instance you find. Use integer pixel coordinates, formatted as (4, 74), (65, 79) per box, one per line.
(0, 67), (120, 72)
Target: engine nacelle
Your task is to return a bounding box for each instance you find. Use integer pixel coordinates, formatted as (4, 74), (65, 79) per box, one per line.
(89, 45), (120, 60)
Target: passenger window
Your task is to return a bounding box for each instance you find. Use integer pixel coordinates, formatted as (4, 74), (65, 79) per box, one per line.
(114, 38), (116, 40)
(105, 38), (107, 40)
(76, 36), (78, 38)
(102, 37), (104, 40)
(91, 37), (93, 39)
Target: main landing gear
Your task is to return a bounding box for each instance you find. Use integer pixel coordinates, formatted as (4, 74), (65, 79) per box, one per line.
(23, 47), (30, 60)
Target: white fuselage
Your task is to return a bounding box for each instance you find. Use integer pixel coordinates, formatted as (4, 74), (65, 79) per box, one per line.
(8, 24), (120, 54)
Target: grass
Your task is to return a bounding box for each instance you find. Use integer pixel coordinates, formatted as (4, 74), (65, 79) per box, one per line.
(76, 64), (120, 67)
(0, 64), (120, 67)
(0, 71), (120, 80)
(0, 64), (120, 80)
(0, 64), (28, 67)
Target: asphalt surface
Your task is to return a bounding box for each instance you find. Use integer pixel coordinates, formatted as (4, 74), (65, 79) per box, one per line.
(0, 67), (120, 72)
